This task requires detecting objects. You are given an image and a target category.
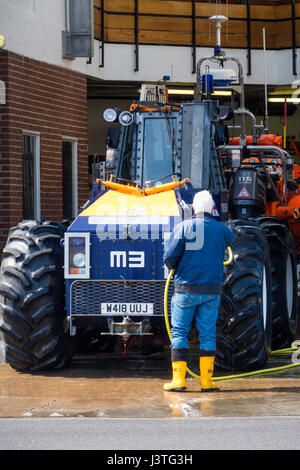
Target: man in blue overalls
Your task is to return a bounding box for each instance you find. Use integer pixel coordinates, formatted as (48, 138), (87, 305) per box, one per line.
(163, 190), (235, 392)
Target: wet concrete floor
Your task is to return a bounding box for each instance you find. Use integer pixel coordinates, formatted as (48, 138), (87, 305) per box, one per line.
(0, 349), (300, 419)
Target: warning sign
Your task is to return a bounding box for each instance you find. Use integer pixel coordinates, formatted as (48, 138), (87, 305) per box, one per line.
(237, 186), (251, 198)
(212, 205), (219, 217)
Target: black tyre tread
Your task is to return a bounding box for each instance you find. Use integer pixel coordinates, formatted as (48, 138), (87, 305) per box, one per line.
(216, 221), (272, 371)
(0, 303), (32, 330)
(0, 220), (72, 372)
(2, 248), (22, 259)
(255, 216), (299, 349)
(31, 303), (55, 324)
(22, 249), (53, 266)
(31, 265), (59, 280)
(2, 267), (32, 288)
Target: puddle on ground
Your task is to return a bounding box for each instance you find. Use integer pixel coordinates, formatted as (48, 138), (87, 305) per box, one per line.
(0, 351), (299, 419)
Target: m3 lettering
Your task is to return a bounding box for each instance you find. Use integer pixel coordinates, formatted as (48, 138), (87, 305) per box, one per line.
(110, 251), (145, 268)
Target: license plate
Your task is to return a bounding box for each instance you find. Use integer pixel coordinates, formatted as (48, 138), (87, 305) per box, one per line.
(101, 303), (154, 315)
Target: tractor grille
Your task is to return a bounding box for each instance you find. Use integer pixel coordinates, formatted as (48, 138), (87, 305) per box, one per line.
(70, 280), (174, 316)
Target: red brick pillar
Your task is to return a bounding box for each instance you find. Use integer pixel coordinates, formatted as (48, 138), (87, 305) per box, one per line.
(0, 50), (89, 251)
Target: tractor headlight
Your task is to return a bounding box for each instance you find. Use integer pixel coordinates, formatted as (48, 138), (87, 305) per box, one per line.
(73, 252), (85, 268)
(119, 111), (134, 126)
(64, 233), (90, 279)
(103, 108), (120, 123)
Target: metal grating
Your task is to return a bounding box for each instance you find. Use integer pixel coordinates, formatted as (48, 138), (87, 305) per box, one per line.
(70, 280), (174, 316)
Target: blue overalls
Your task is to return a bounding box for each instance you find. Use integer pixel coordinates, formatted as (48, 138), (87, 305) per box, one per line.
(163, 213), (235, 361)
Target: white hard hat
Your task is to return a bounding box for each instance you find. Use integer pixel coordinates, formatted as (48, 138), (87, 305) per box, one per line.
(193, 190), (214, 214)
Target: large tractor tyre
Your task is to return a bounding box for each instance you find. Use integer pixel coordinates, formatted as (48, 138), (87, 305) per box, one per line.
(216, 220), (272, 371)
(255, 216), (298, 350)
(0, 220), (73, 372)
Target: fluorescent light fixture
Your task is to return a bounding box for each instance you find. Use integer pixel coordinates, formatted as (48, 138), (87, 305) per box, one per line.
(268, 88), (299, 96)
(268, 97), (300, 104)
(167, 89), (194, 95)
(212, 90), (232, 96)
(167, 89), (232, 96)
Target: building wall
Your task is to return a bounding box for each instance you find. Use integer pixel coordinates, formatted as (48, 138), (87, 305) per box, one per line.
(0, 50), (89, 249)
(0, 0), (299, 86)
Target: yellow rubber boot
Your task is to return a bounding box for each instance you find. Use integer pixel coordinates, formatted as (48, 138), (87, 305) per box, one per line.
(163, 361), (187, 392)
(200, 356), (219, 392)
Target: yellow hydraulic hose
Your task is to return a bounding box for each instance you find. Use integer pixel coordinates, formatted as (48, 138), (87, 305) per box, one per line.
(163, 246), (300, 382)
(223, 246), (233, 266)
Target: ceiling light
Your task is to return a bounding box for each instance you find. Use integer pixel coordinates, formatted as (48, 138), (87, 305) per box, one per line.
(268, 97), (300, 104)
(268, 88), (298, 96)
(167, 89), (194, 95)
(212, 91), (232, 96)
(167, 89), (232, 96)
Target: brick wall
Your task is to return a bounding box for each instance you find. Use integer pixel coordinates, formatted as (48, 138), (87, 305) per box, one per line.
(0, 50), (89, 250)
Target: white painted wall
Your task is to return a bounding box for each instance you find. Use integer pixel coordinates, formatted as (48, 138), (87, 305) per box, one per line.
(88, 45), (284, 86)
(0, 0), (299, 86)
(1, 0), (300, 155)
(0, 0), (87, 73)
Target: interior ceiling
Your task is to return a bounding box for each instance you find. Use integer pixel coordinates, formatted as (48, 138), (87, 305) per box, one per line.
(87, 78), (271, 101)
(87, 79), (278, 115)
(87, 78), (297, 117)
(87, 78), (141, 100)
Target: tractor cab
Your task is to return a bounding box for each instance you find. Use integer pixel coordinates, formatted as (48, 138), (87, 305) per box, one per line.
(98, 91), (228, 215)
